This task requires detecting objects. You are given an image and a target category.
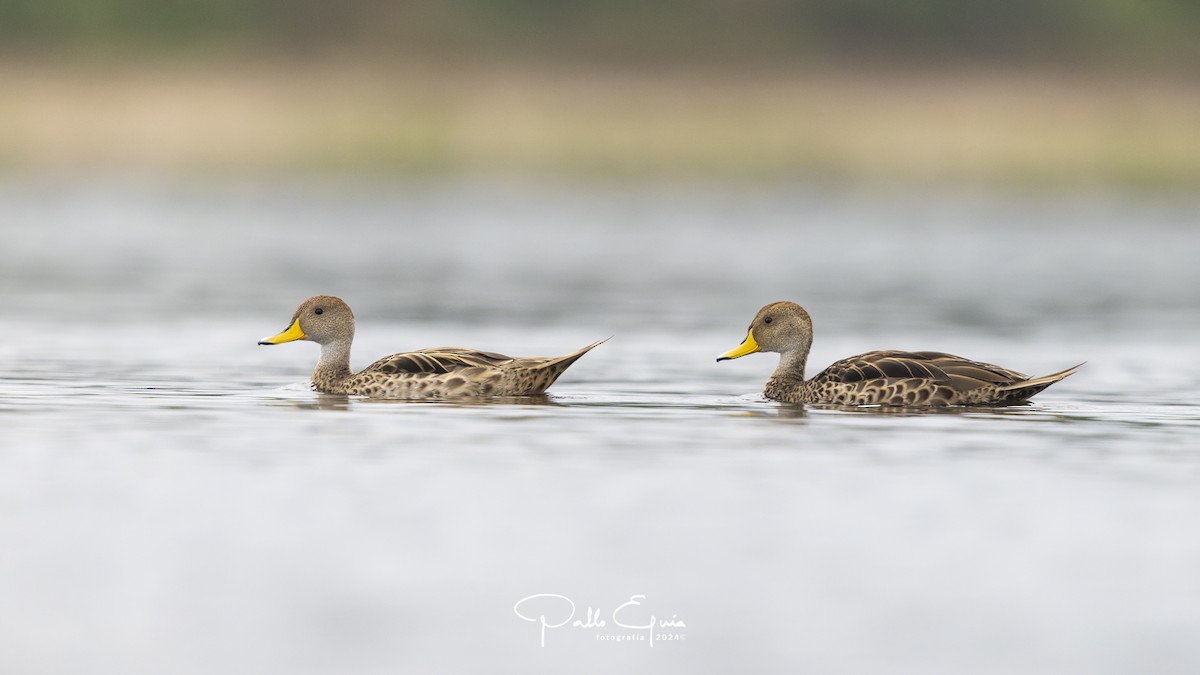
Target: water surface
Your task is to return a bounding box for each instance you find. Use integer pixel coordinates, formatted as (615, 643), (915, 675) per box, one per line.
(2, 179), (1198, 674)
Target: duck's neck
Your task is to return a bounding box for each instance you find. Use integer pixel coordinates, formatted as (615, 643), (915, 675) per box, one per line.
(312, 339), (353, 390)
(767, 349), (809, 391)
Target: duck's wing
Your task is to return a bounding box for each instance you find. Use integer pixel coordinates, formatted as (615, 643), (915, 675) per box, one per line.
(363, 348), (515, 376)
(816, 350), (1029, 390)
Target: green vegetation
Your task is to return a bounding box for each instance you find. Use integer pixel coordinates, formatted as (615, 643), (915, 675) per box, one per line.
(3, 0), (1199, 69)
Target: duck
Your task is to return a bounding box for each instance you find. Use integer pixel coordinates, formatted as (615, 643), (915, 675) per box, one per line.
(258, 295), (603, 398)
(717, 301), (1081, 406)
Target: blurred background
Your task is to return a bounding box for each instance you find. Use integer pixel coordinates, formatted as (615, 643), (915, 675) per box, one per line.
(1, 0), (1198, 184)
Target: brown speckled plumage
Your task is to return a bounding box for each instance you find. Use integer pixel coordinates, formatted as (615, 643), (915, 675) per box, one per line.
(260, 296), (602, 399)
(718, 301), (1081, 407)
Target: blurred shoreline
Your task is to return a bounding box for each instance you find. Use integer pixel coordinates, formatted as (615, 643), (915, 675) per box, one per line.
(2, 59), (1198, 188)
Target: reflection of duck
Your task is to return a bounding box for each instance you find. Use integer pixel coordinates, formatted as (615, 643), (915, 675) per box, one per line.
(259, 296), (603, 399)
(262, 392), (564, 412)
(719, 301), (1081, 406)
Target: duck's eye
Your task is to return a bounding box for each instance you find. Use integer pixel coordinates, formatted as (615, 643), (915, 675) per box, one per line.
(314, 308), (324, 315)
(764, 316), (773, 324)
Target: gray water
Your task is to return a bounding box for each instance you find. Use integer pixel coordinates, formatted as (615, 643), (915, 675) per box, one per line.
(2, 178), (1199, 675)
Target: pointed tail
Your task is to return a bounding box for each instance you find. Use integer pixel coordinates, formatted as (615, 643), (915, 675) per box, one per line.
(546, 338), (609, 367)
(515, 338), (609, 394)
(995, 362), (1084, 402)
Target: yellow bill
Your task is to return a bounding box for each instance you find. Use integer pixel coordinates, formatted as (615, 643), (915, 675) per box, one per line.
(717, 329), (760, 361)
(258, 317), (306, 345)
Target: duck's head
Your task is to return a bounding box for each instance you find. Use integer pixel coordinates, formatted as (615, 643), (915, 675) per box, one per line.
(717, 301), (813, 362)
(259, 295), (355, 346)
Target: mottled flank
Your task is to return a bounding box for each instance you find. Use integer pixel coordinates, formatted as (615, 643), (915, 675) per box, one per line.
(719, 301), (1081, 407)
(260, 295), (603, 399)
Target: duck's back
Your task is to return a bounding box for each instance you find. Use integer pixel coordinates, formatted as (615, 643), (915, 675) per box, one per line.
(335, 342), (603, 399)
(367, 348), (514, 375)
(799, 350), (1036, 406)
